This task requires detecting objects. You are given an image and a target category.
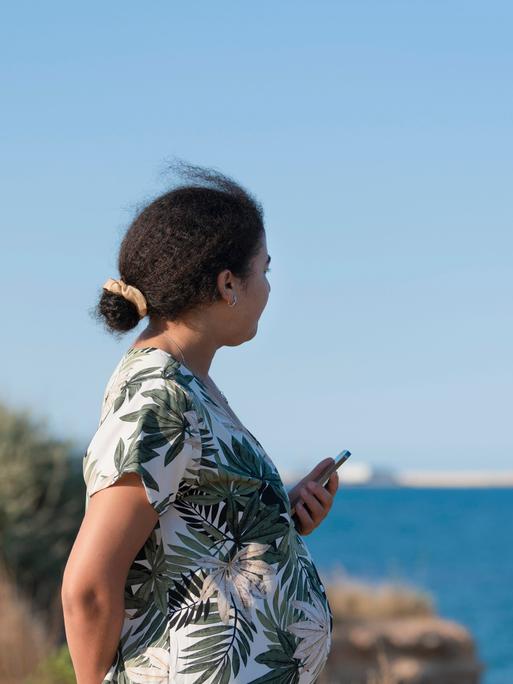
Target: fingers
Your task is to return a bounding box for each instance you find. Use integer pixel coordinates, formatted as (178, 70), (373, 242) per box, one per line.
(305, 480), (333, 510)
(300, 484), (326, 520)
(307, 457), (335, 481)
(326, 471), (339, 496)
(293, 471), (340, 535)
(294, 500), (314, 535)
(293, 458), (335, 496)
(297, 480), (333, 528)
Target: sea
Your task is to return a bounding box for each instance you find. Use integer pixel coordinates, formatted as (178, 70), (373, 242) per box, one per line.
(303, 487), (513, 684)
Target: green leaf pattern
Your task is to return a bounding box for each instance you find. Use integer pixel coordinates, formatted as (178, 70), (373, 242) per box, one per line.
(83, 347), (332, 683)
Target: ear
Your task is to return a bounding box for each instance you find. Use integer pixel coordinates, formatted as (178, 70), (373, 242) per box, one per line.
(216, 269), (234, 303)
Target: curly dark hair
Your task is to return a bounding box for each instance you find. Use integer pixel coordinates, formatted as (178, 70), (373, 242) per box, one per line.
(93, 160), (265, 335)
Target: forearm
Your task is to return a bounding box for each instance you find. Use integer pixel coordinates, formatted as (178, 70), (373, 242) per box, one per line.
(62, 587), (125, 684)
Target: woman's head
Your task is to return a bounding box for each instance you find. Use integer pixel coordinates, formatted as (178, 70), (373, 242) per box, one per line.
(95, 161), (271, 344)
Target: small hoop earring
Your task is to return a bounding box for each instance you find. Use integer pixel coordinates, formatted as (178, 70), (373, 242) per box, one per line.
(229, 294), (237, 307)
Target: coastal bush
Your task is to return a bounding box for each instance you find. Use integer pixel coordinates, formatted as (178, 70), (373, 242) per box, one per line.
(24, 645), (75, 684)
(324, 568), (435, 620)
(0, 400), (85, 623)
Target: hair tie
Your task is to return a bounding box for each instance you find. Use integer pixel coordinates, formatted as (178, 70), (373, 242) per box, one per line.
(103, 278), (148, 318)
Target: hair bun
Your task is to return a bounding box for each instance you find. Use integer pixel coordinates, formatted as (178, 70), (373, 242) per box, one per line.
(95, 286), (143, 333)
(102, 278), (148, 317)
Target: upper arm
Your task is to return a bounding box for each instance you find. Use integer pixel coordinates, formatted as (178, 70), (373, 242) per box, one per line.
(64, 376), (202, 598)
(83, 377), (202, 516)
(62, 472), (158, 600)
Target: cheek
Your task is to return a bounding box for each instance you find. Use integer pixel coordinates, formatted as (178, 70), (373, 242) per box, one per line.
(245, 275), (269, 313)
(262, 277), (271, 303)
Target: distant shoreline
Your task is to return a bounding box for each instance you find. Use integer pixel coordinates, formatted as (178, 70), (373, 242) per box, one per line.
(394, 472), (513, 488)
(281, 467), (513, 489)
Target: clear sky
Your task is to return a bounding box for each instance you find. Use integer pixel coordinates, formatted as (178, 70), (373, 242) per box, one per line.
(1, 1), (511, 473)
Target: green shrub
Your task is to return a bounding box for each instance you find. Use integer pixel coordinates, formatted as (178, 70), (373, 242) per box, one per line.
(25, 644), (75, 684)
(0, 401), (85, 618)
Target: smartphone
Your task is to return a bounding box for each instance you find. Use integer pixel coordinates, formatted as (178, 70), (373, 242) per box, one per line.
(289, 449), (351, 516)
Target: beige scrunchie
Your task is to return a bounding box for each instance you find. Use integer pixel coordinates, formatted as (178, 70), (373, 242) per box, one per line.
(103, 278), (148, 318)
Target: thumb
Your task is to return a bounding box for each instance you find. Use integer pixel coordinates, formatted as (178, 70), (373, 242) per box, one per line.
(305, 457), (334, 482)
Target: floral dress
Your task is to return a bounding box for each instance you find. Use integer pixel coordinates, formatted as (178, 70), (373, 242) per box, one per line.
(83, 346), (333, 684)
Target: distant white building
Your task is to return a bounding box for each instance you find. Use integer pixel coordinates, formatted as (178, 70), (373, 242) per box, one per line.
(396, 470), (513, 488)
(339, 462), (373, 485)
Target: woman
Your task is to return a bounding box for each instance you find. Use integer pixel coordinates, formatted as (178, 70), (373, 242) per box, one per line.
(62, 162), (340, 684)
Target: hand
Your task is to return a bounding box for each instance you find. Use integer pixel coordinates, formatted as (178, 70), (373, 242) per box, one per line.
(287, 458), (340, 535)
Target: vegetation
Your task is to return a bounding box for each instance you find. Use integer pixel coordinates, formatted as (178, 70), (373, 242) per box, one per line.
(0, 401), (85, 627)
(24, 645), (75, 684)
(324, 567), (435, 621)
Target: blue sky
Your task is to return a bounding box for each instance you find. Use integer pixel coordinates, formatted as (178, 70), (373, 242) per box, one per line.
(1, 1), (511, 473)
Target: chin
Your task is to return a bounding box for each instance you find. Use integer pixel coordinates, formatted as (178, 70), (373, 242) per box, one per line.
(248, 322), (259, 339)
(231, 325), (258, 346)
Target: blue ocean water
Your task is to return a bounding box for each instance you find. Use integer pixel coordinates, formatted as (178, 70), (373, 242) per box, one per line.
(304, 488), (513, 684)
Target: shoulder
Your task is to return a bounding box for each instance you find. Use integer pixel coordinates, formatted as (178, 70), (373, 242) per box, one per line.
(99, 347), (197, 425)
(84, 348), (203, 515)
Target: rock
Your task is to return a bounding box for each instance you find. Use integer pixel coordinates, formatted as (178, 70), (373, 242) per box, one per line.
(318, 616), (485, 683)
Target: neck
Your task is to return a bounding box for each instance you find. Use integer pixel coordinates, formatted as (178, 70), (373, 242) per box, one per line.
(133, 317), (218, 381)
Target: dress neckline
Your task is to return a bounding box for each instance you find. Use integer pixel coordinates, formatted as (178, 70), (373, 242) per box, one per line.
(125, 345), (259, 445)
(126, 345), (202, 381)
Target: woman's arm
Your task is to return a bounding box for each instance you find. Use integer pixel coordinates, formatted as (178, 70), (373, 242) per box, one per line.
(61, 473), (159, 684)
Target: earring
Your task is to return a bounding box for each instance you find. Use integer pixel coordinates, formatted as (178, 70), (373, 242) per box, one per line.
(229, 294), (237, 307)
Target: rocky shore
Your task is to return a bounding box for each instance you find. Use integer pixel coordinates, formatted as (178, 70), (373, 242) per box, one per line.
(318, 575), (485, 684)
(319, 616), (484, 684)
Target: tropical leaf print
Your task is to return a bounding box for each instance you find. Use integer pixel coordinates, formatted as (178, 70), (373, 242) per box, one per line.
(125, 646), (171, 684)
(120, 385), (195, 467)
(195, 542), (276, 625)
(82, 347), (332, 684)
(186, 469), (261, 506)
(249, 584), (302, 684)
(176, 602), (258, 684)
(169, 573), (213, 628)
(125, 530), (169, 617)
(285, 591), (332, 680)
(217, 435), (283, 493)
(112, 366), (163, 414)
(100, 348), (164, 423)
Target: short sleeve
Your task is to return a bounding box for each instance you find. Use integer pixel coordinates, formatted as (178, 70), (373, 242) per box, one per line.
(83, 376), (202, 516)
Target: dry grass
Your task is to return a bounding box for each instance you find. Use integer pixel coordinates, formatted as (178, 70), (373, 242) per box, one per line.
(323, 565), (435, 621)
(0, 565), (58, 684)
(366, 645), (396, 684)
